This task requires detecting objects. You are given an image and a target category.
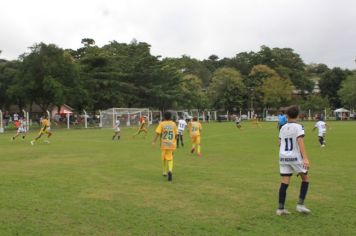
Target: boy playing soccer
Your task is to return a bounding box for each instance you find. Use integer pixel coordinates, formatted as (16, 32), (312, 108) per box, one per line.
(31, 114), (52, 145)
(312, 116), (329, 147)
(189, 117), (202, 157)
(12, 117), (27, 141)
(152, 111), (178, 182)
(235, 115), (242, 129)
(177, 116), (187, 147)
(277, 105), (311, 215)
(112, 116), (121, 141)
(133, 116), (148, 138)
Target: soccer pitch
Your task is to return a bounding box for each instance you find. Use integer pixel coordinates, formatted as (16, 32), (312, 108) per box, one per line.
(0, 121), (355, 235)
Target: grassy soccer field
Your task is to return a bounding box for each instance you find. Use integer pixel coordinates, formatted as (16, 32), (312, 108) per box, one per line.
(0, 121), (355, 235)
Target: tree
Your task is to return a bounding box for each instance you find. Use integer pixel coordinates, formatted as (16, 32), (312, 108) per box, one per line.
(306, 63), (329, 74)
(163, 56), (212, 87)
(260, 76), (294, 109)
(17, 43), (83, 112)
(225, 51), (257, 75)
(179, 74), (207, 109)
(0, 60), (20, 109)
(300, 95), (330, 112)
(208, 68), (245, 111)
(338, 74), (356, 109)
(245, 65), (279, 110)
(81, 38), (96, 47)
(319, 67), (351, 108)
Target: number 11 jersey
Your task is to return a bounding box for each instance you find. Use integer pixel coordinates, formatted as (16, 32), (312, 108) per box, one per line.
(279, 122), (305, 164)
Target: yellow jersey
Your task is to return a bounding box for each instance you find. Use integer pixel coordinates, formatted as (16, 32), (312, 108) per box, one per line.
(41, 118), (50, 128)
(155, 120), (178, 150)
(189, 121), (202, 137)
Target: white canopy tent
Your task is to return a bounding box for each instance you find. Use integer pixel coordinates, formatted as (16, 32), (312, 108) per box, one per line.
(334, 108), (350, 120)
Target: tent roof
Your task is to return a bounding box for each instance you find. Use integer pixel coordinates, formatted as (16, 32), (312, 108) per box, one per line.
(334, 108), (350, 113)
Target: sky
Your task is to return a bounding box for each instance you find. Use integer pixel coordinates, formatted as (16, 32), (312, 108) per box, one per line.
(1, 0), (356, 69)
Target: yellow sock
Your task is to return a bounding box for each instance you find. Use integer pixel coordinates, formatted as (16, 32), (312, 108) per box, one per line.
(162, 159), (167, 175)
(167, 160), (173, 173)
(197, 145), (201, 155)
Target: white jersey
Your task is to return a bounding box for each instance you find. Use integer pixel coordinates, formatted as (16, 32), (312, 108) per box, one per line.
(13, 113), (19, 121)
(114, 120), (121, 132)
(315, 121), (326, 136)
(178, 119), (187, 132)
(279, 122), (305, 165)
(17, 120), (27, 133)
(235, 116), (241, 123)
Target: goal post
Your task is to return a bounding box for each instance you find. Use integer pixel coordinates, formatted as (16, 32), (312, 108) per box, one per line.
(101, 108), (150, 128)
(0, 110), (3, 133)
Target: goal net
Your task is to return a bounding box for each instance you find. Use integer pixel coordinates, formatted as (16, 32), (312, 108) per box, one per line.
(101, 108), (150, 128)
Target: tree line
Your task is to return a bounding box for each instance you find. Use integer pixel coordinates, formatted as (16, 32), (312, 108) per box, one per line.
(1, 39), (355, 113)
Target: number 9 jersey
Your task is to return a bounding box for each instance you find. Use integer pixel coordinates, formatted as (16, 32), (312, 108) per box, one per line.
(155, 120), (178, 150)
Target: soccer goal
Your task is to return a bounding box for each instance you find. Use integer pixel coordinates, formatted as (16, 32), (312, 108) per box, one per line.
(101, 108), (150, 128)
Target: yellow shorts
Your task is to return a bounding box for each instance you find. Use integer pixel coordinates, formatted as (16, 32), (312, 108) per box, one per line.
(161, 150), (174, 161)
(39, 127), (50, 135)
(191, 135), (201, 145)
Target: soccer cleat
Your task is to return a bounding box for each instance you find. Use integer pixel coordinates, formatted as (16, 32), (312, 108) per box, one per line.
(167, 171), (172, 181)
(296, 204), (311, 214)
(276, 209), (290, 216)
(11, 137), (14, 141)
(44, 140), (50, 143)
(30, 140), (34, 145)
(198, 153), (202, 158)
(321, 144), (325, 147)
(191, 148), (195, 154)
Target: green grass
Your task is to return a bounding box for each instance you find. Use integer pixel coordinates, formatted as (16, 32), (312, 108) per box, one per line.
(0, 121), (355, 235)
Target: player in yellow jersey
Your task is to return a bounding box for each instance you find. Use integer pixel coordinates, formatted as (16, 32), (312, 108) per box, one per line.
(189, 117), (202, 157)
(251, 114), (262, 128)
(152, 111), (178, 182)
(133, 116), (148, 138)
(31, 114), (52, 145)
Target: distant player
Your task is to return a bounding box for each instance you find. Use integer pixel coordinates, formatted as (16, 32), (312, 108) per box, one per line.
(112, 117), (121, 141)
(177, 116), (187, 148)
(251, 114), (261, 128)
(133, 116), (148, 138)
(189, 117), (202, 157)
(277, 110), (287, 131)
(235, 115), (242, 129)
(152, 111), (178, 181)
(31, 114), (52, 145)
(12, 117), (27, 141)
(312, 116), (329, 147)
(277, 105), (311, 216)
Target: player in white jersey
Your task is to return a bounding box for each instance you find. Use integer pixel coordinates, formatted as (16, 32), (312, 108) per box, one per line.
(112, 117), (121, 141)
(12, 117), (27, 141)
(313, 116), (329, 147)
(177, 117), (187, 148)
(235, 115), (242, 129)
(277, 105), (311, 216)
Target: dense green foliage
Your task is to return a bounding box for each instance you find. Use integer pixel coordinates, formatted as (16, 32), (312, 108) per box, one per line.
(0, 121), (355, 235)
(0, 41), (355, 112)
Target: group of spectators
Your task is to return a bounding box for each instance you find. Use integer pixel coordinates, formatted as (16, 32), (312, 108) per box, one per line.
(2, 111), (21, 127)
